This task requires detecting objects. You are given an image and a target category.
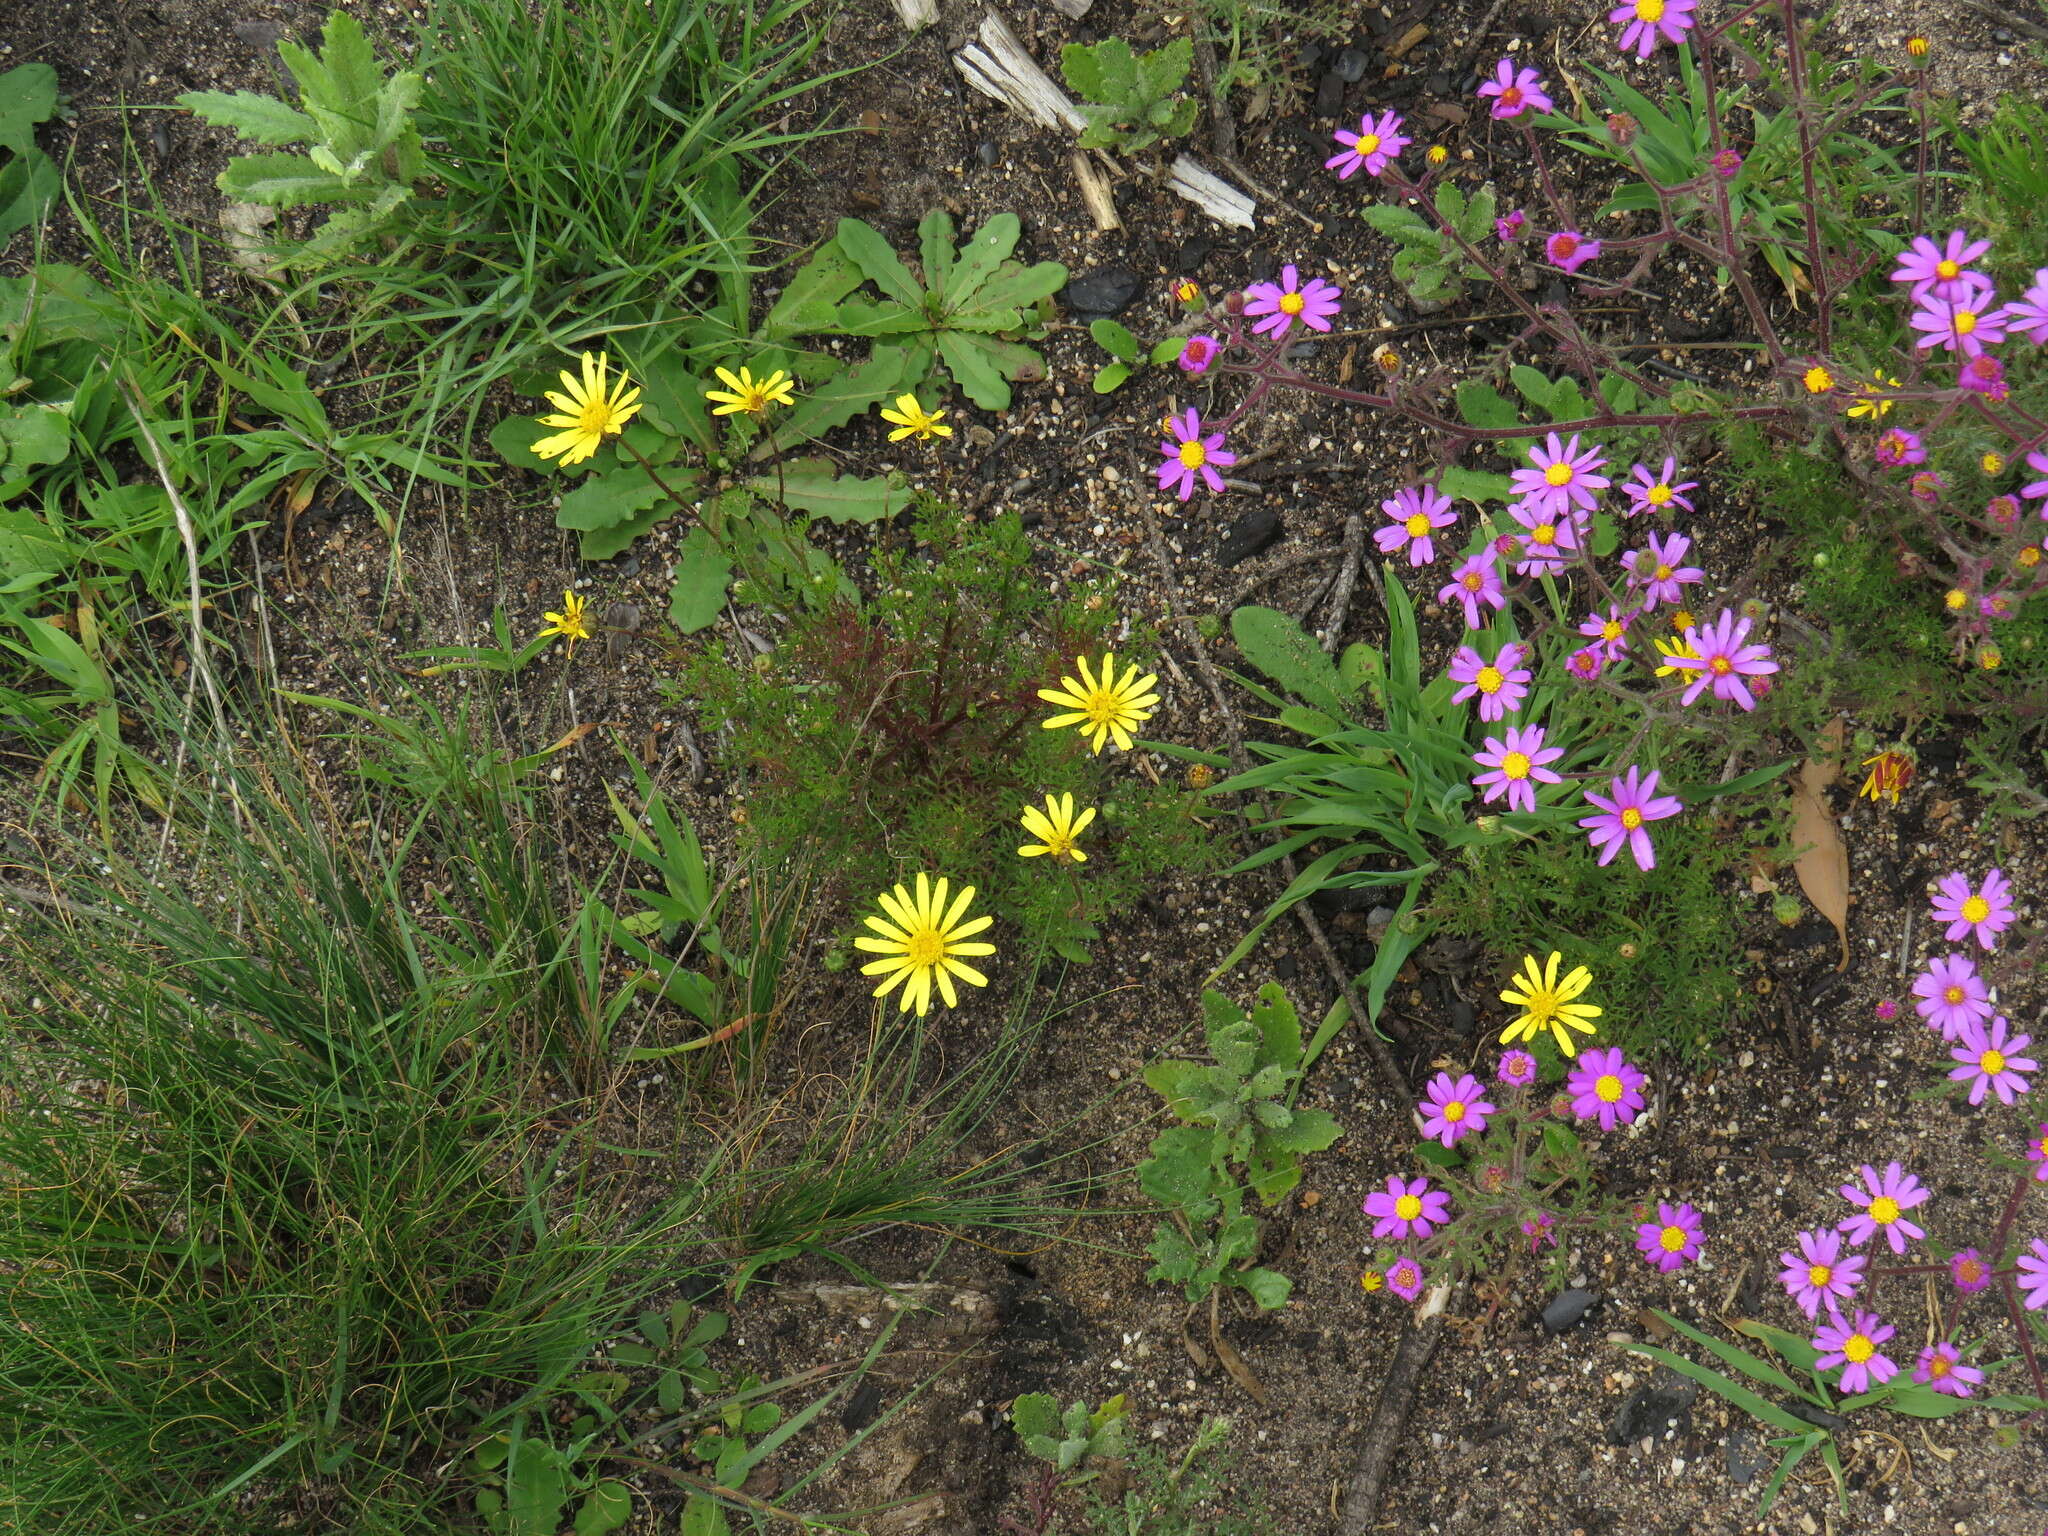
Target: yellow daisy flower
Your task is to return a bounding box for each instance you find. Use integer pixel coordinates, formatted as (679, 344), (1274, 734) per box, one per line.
(538, 590), (592, 655)
(879, 393), (953, 442)
(1845, 376), (1901, 420)
(1858, 750), (1913, 806)
(705, 364), (796, 417)
(1038, 651), (1161, 754)
(852, 873), (996, 1017)
(1802, 365), (1834, 394)
(1017, 792), (1096, 862)
(1652, 634), (1699, 677)
(532, 351), (642, 466)
(1498, 951), (1601, 1057)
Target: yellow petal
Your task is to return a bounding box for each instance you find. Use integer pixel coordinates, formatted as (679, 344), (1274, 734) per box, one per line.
(948, 914), (993, 940)
(1019, 805), (1056, 841)
(941, 882), (978, 932)
(934, 968), (958, 1009)
(1018, 843), (1050, 858)
(917, 873), (941, 927)
(1038, 684), (1089, 710)
(942, 958), (989, 988)
(1069, 806), (1097, 836)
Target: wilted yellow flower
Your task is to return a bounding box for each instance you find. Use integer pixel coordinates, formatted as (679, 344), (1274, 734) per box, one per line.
(1017, 792), (1095, 862)
(1978, 643), (2003, 671)
(878, 393), (952, 442)
(1944, 588), (1970, 611)
(531, 351), (643, 466)
(1172, 277), (1201, 304)
(1846, 377), (1901, 419)
(1426, 144), (1450, 166)
(1858, 750), (1914, 806)
(852, 873), (996, 1017)
(1499, 952), (1601, 1058)
(1803, 365), (1834, 394)
(705, 364), (796, 417)
(1981, 451), (2006, 476)
(538, 590), (592, 655)
(1668, 607), (1697, 635)
(1360, 1268), (1384, 1293)
(1905, 35), (1929, 57)
(1038, 651), (1161, 754)
(2019, 546), (2042, 569)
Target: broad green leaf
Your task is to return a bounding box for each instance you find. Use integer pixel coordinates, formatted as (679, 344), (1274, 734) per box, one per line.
(951, 260), (1066, 328)
(945, 212), (1024, 305)
(577, 499), (669, 562)
(1092, 360), (1131, 394)
(216, 152), (363, 207)
(1236, 1266), (1291, 1310)
(935, 330), (1014, 411)
(0, 64), (60, 156)
(1150, 335), (1188, 365)
(1436, 466), (1512, 505)
(0, 150), (60, 248)
(175, 90), (317, 146)
(1230, 605), (1354, 714)
(1138, 1124), (1221, 1211)
(1139, 37), (1194, 102)
(668, 525), (733, 634)
(573, 1482), (632, 1536)
(918, 208), (957, 303)
(748, 459), (909, 524)
(1454, 380), (1519, 430)
(0, 404), (69, 469)
(1089, 318), (1139, 361)
(488, 413), (566, 475)
(760, 239), (865, 340)
(556, 468), (668, 534)
(833, 217), (922, 307)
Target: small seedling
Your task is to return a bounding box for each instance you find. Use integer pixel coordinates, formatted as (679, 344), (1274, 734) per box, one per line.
(1061, 37), (1200, 156)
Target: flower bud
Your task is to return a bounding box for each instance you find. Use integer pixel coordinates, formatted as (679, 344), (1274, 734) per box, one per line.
(1186, 763), (1215, 791)
(1224, 290), (1245, 316)
(1771, 893), (1802, 926)
(1606, 112), (1639, 146)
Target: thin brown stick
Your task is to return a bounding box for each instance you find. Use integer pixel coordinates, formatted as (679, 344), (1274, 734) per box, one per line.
(1318, 513), (1366, 655)
(1338, 1283), (1450, 1532)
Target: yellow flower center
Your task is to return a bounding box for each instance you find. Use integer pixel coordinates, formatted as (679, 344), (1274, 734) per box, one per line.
(1394, 1194), (1423, 1220)
(1653, 563), (1673, 580)
(1956, 310), (1978, 335)
(1944, 985), (1966, 1005)
(1443, 1100), (1467, 1122)
(1601, 620), (1624, 642)
(1039, 829), (1077, 858)
(1843, 1335), (1874, 1364)
(905, 928), (945, 967)
(1279, 291), (1306, 315)
(1532, 524), (1557, 546)
(1463, 572), (1484, 591)
(1709, 655), (1734, 675)
(579, 397), (616, 432)
(1961, 895), (1991, 924)
(1808, 1263), (1833, 1287)
(1647, 484), (1673, 505)
(1958, 1257), (1987, 1284)
(1868, 1196), (1900, 1225)
(1926, 1353), (1952, 1379)
(1501, 751), (1532, 780)
(1178, 441), (1208, 469)
(1595, 1074), (1624, 1103)
(1476, 666), (1504, 694)
(1638, 0), (1666, 17)
(1659, 1225), (1686, 1252)
(1620, 807), (1643, 829)
(1359, 133), (1382, 154)
(1983, 1049), (2007, 1075)
(1544, 462), (1574, 486)
(1804, 367), (1833, 393)
(1937, 259), (1961, 280)
(1084, 690), (1121, 727)
(1501, 86), (1524, 110)
(1405, 512), (1433, 537)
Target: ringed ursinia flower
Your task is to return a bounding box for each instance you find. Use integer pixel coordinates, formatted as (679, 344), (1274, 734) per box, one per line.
(532, 351), (643, 466)
(1498, 951), (1601, 1057)
(1038, 651), (1160, 754)
(854, 873), (995, 1017)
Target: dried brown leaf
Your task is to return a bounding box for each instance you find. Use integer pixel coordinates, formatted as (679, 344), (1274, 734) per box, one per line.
(1789, 757), (1850, 970)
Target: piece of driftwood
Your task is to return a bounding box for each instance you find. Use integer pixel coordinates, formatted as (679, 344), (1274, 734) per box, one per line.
(889, 0), (938, 30)
(952, 11), (1087, 134)
(1338, 1283), (1451, 1533)
(1166, 153), (1256, 230)
(1070, 149), (1120, 231)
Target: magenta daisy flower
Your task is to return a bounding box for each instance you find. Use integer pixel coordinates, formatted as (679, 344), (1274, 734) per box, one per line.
(1949, 1249), (1993, 1295)
(2029, 1123), (2048, 1182)
(1710, 148), (1742, 179)
(1478, 57), (1553, 118)
(1912, 953), (1994, 1040)
(1889, 229), (1992, 303)
(1363, 1175), (1451, 1240)
(1635, 1201), (1704, 1273)
(1957, 353), (2008, 401)
(1609, 0), (1697, 57)
(1438, 552), (1506, 629)
(1496, 209), (1528, 242)
(1565, 646), (1606, 682)
(1949, 1015), (2036, 1106)
(1622, 530), (1703, 609)
(1837, 1162), (1928, 1254)
(1511, 432), (1610, 516)
(2007, 266), (2048, 343)
(1930, 868), (2015, 950)
(1418, 1071), (1496, 1148)
(1374, 483), (1457, 564)
(1385, 1254), (1425, 1300)
(1243, 263), (1342, 338)
(1813, 1308), (1898, 1393)
(1913, 1341), (1984, 1398)
(1909, 278), (2009, 358)
(1778, 1227), (1865, 1319)
(1544, 230), (1603, 273)
(1666, 609), (1778, 709)
(2023, 450), (2048, 502)
(1471, 723), (1565, 814)
(1620, 457), (1698, 517)
(1156, 408), (1235, 501)
(1505, 497), (1586, 574)
(1448, 642), (1531, 723)
(1496, 1049), (1537, 1087)
(1874, 428), (1926, 467)
(1565, 1046), (1646, 1132)
(1578, 765), (1683, 871)
(1577, 605), (1634, 661)
(1522, 1211), (1557, 1251)
(2020, 1239), (2048, 1310)
(1178, 334), (1218, 375)
(1327, 109), (1410, 179)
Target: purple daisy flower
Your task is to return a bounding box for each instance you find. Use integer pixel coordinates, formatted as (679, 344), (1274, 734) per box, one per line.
(2007, 266), (2048, 343)
(1448, 642), (1531, 723)
(1813, 1308), (1898, 1394)
(1471, 723), (1565, 814)
(1505, 497), (1587, 575)
(1578, 765), (1683, 872)
(1930, 868), (2015, 950)
(1178, 334), (1218, 375)
(1544, 230), (1603, 273)
(1496, 209), (1528, 242)
(1522, 1211), (1557, 1251)
(1957, 353), (2009, 401)
(1418, 1071), (1496, 1147)
(1622, 530), (1704, 609)
(1385, 1254), (1425, 1300)
(1889, 229), (1992, 303)
(1438, 553), (1506, 629)
(1156, 408), (1235, 501)
(2023, 449), (2048, 502)
(1327, 109), (1410, 179)
(1374, 482), (1457, 565)
(1710, 147), (1743, 179)
(1949, 1015), (2036, 1106)
(1837, 1161), (1929, 1255)
(1620, 457), (1699, 517)
(1363, 1175), (1452, 1241)
(1577, 605), (1634, 661)
(1913, 1341), (1984, 1398)
(1565, 645), (1606, 682)
(1874, 428), (1926, 467)
(2020, 1239), (2048, 1310)
(1949, 1249), (1993, 1295)
(2029, 1123), (2048, 1183)
(1666, 609), (1778, 709)
(1909, 277), (2008, 358)
(1609, 0), (1697, 58)
(1496, 1049), (1537, 1087)
(1511, 432), (1610, 517)
(1478, 57), (1553, 119)
(1912, 953), (1994, 1041)
(1635, 1200), (1704, 1273)
(1243, 263), (1342, 339)
(1565, 1046), (1646, 1132)
(1778, 1227), (1865, 1319)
